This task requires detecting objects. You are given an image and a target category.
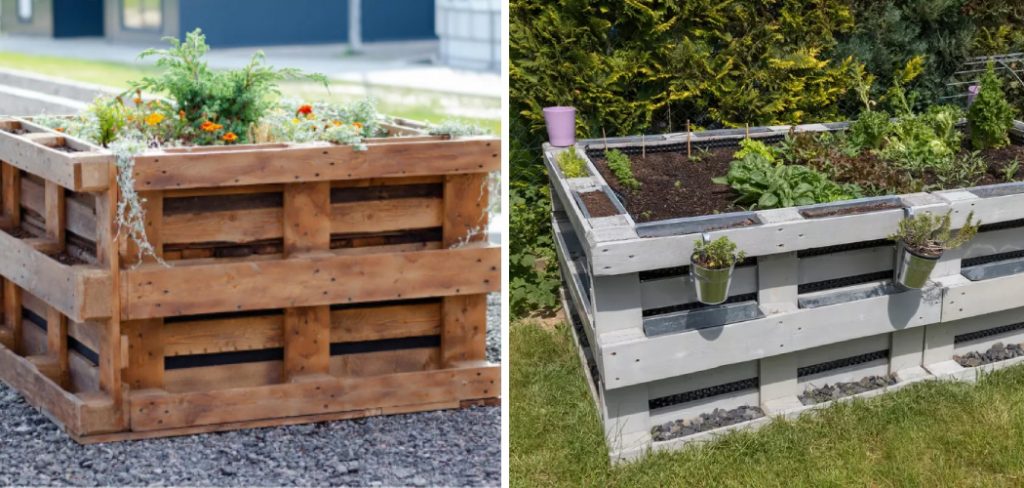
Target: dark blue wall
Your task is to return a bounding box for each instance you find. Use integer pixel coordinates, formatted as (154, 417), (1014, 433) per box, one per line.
(177, 0), (436, 47)
(53, 0), (104, 37)
(178, 0), (348, 47)
(363, 1), (437, 42)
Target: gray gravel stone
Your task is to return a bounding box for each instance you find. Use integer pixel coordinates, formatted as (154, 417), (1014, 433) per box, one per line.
(651, 406), (765, 442)
(0, 297), (503, 487)
(798, 374), (897, 405)
(954, 342), (1024, 368)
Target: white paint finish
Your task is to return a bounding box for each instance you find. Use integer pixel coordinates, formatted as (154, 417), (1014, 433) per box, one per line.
(890, 327), (925, 373)
(588, 215), (639, 244)
(646, 361), (757, 400)
(649, 389), (759, 427)
(795, 334), (889, 369)
(798, 245), (894, 285)
(591, 273), (644, 338)
(592, 209), (905, 276)
(757, 252), (799, 314)
(943, 272), (1024, 322)
(931, 247), (964, 280)
(943, 191), (1024, 227)
(562, 290), (603, 413)
(601, 383), (652, 455)
(640, 267), (758, 311)
(759, 353), (797, 403)
(756, 207), (804, 225)
(962, 226), (1024, 260)
(543, 147), (595, 259)
(600, 286), (942, 389)
(924, 359), (967, 378)
(923, 322), (957, 366)
(761, 396), (804, 415)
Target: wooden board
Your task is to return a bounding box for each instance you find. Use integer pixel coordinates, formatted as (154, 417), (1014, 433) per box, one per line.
(121, 244), (500, 319)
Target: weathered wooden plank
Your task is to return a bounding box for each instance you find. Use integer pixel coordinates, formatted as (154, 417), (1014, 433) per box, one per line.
(122, 244), (500, 319)
(0, 230), (111, 322)
(132, 138), (499, 190)
(2, 162), (20, 226)
(125, 319), (163, 390)
(440, 294), (486, 366)
(0, 338), (83, 433)
(331, 302), (442, 343)
(20, 177), (96, 242)
(46, 306), (69, 388)
(4, 279), (21, 354)
(331, 348), (439, 377)
(0, 129), (110, 191)
(44, 181), (66, 246)
(282, 181), (332, 380)
(164, 314), (283, 357)
(130, 364), (499, 431)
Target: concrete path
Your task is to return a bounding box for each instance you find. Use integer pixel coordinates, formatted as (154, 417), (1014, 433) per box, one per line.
(0, 36), (501, 99)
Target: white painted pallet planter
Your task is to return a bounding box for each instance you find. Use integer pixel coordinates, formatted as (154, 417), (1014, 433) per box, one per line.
(549, 121), (1024, 462)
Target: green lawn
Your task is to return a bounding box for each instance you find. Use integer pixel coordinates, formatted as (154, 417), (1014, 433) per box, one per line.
(0, 52), (500, 134)
(511, 320), (1024, 487)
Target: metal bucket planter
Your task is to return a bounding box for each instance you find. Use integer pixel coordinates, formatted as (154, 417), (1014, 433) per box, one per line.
(690, 258), (736, 305)
(895, 245), (941, 289)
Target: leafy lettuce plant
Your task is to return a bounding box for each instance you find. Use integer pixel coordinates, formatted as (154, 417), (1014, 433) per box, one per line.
(713, 153), (862, 209)
(733, 138), (777, 162)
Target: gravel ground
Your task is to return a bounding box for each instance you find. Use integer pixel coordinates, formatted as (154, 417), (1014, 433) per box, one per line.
(954, 342), (1024, 368)
(798, 374), (897, 405)
(651, 406), (764, 442)
(0, 295), (502, 487)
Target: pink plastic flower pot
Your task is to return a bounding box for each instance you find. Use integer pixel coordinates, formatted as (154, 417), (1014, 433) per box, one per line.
(543, 106), (576, 147)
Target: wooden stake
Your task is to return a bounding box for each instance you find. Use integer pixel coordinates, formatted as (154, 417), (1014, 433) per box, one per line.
(602, 127), (608, 151)
(686, 120), (692, 158)
(641, 134), (646, 159)
(745, 123), (750, 139)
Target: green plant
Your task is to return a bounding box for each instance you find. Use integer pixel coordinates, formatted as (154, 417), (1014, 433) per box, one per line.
(846, 110), (892, 150)
(692, 236), (745, 270)
(890, 211), (980, 257)
(932, 151), (988, 189)
(129, 29), (327, 144)
(1003, 159), (1021, 182)
(89, 98), (129, 147)
(713, 153), (863, 209)
(968, 62), (1015, 150)
(429, 119), (491, 137)
(879, 105), (963, 175)
(556, 149), (588, 178)
(604, 149), (640, 191)
(733, 138), (776, 163)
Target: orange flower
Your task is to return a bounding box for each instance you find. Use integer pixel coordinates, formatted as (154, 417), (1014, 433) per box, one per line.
(200, 120), (223, 132)
(332, 120), (342, 126)
(133, 97), (143, 105)
(145, 113), (165, 126)
(353, 122), (363, 130)
(296, 104), (313, 116)
(54, 127), (65, 133)
(222, 132), (238, 143)
(179, 110), (186, 120)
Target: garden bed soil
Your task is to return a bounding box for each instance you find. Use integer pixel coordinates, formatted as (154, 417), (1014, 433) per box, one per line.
(799, 200), (903, 219)
(578, 191), (619, 218)
(592, 142), (1024, 223)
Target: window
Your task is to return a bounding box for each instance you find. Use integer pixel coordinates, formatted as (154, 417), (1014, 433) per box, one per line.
(122, 0), (162, 31)
(17, 0), (32, 22)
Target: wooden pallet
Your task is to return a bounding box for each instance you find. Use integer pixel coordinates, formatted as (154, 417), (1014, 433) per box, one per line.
(0, 117), (501, 441)
(550, 121), (1024, 462)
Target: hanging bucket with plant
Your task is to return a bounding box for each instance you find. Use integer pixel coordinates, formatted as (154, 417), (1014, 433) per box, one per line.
(890, 210), (979, 289)
(690, 235), (745, 305)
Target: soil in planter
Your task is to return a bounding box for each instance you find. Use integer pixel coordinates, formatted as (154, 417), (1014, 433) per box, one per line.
(651, 406), (765, 442)
(591, 148), (741, 222)
(799, 200), (903, 219)
(798, 374), (897, 405)
(591, 140), (1024, 223)
(954, 342), (1024, 368)
(578, 191), (619, 218)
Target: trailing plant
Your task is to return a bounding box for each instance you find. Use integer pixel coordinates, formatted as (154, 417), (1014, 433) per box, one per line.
(429, 120), (490, 137)
(692, 236), (745, 270)
(110, 132), (165, 266)
(556, 149), (588, 178)
(604, 149), (640, 192)
(129, 29), (328, 144)
(968, 62), (1015, 150)
(890, 210), (980, 258)
(712, 153), (863, 209)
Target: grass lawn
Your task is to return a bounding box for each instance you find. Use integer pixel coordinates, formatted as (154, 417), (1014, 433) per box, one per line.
(511, 320), (1024, 487)
(0, 51), (499, 134)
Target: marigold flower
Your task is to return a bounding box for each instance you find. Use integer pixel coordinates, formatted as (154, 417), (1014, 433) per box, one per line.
(332, 120), (342, 126)
(145, 113), (165, 126)
(133, 97), (143, 105)
(54, 127), (65, 133)
(296, 104), (313, 116)
(179, 110), (186, 120)
(200, 120), (222, 132)
(222, 132), (238, 143)
(353, 122), (363, 129)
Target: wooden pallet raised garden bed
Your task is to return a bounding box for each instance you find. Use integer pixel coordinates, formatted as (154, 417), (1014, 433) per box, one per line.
(548, 121), (1024, 462)
(0, 116), (501, 442)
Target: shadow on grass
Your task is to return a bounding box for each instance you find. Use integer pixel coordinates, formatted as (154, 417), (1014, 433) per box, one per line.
(511, 320), (1024, 487)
